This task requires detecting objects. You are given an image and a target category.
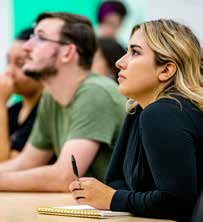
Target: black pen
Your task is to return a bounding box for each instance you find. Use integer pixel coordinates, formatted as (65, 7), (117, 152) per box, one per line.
(71, 154), (79, 180)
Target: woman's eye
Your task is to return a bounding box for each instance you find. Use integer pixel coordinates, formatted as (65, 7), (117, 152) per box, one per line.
(131, 49), (140, 56)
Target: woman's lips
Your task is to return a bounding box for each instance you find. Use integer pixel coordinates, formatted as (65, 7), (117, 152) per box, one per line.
(118, 73), (126, 82)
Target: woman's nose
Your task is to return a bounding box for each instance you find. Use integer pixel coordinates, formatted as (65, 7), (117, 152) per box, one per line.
(115, 55), (127, 70)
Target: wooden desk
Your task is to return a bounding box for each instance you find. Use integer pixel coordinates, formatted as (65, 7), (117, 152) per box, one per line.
(0, 192), (175, 222)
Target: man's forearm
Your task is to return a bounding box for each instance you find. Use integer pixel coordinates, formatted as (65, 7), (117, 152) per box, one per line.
(0, 164), (72, 192)
(0, 153), (33, 173)
(0, 104), (10, 161)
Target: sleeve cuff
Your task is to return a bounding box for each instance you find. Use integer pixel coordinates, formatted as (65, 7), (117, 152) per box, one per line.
(110, 190), (130, 211)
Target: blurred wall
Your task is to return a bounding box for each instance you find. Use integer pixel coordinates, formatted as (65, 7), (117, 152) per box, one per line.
(0, 0), (12, 72)
(117, 0), (146, 46)
(146, 0), (203, 44)
(1, 0), (203, 71)
(13, 0), (101, 37)
(118, 0), (203, 46)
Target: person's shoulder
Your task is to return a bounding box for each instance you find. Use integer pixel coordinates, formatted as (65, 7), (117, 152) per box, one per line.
(83, 73), (118, 89)
(140, 97), (186, 122)
(78, 73), (126, 104)
(145, 96), (199, 113)
(138, 97), (190, 132)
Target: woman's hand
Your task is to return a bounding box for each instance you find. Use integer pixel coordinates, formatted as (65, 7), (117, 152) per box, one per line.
(0, 75), (14, 105)
(69, 177), (116, 210)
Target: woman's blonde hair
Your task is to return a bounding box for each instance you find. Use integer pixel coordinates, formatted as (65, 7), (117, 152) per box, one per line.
(127, 19), (203, 112)
(200, 48), (203, 75)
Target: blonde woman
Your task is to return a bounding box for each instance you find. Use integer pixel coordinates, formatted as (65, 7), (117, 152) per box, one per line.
(70, 19), (203, 222)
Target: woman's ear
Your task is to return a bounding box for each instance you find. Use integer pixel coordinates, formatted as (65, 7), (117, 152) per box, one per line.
(158, 62), (177, 82)
(61, 44), (77, 63)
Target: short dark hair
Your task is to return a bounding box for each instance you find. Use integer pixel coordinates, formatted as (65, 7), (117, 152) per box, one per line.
(16, 27), (33, 41)
(97, 1), (127, 24)
(35, 12), (97, 70)
(98, 37), (125, 75)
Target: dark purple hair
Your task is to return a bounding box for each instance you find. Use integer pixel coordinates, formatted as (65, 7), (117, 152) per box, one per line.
(97, 1), (127, 23)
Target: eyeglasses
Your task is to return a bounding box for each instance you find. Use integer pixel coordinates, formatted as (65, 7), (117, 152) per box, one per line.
(29, 33), (83, 54)
(29, 34), (69, 45)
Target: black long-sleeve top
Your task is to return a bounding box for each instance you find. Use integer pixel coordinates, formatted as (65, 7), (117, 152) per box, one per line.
(8, 101), (39, 151)
(105, 97), (203, 222)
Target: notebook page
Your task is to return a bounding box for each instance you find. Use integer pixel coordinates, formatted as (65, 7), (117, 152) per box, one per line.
(54, 205), (132, 217)
(54, 205), (95, 210)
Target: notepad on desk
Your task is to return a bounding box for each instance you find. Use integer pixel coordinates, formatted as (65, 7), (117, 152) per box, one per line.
(37, 204), (132, 219)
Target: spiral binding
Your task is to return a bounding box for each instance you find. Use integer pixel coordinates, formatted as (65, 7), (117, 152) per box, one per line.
(37, 207), (104, 219)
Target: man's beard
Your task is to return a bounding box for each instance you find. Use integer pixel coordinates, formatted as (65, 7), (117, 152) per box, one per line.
(24, 49), (59, 81)
(24, 66), (58, 81)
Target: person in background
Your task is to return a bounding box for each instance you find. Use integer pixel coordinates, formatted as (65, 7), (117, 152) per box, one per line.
(97, 0), (127, 39)
(70, 19), (203, 222)
(0, 12), (126, 192)
(0, 28), (43, 161)
(92, 37), (125, 82)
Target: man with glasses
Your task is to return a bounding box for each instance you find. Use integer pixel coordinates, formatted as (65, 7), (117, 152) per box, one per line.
(0, 12), (126, 192)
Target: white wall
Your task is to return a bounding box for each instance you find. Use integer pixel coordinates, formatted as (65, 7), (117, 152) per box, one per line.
(1, 0), (202, 69)
(146, 0), (203, 44)
(0, 0), (12, 72)
(117, 0), (147, 46)
(117, 0), (203, 46)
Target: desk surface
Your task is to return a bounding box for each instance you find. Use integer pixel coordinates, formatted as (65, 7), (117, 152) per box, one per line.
(0, 192), (175, 222)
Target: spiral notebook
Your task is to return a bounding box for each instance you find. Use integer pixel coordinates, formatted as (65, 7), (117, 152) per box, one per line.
(37, 204), (132, 219)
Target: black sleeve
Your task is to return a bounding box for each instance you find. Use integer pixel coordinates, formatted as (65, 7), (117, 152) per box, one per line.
(105, 116), (130, 190)
(110, 101), (197, 221)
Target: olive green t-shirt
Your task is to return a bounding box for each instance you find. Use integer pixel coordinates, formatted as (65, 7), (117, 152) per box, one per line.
(29, 73), (126, 181)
